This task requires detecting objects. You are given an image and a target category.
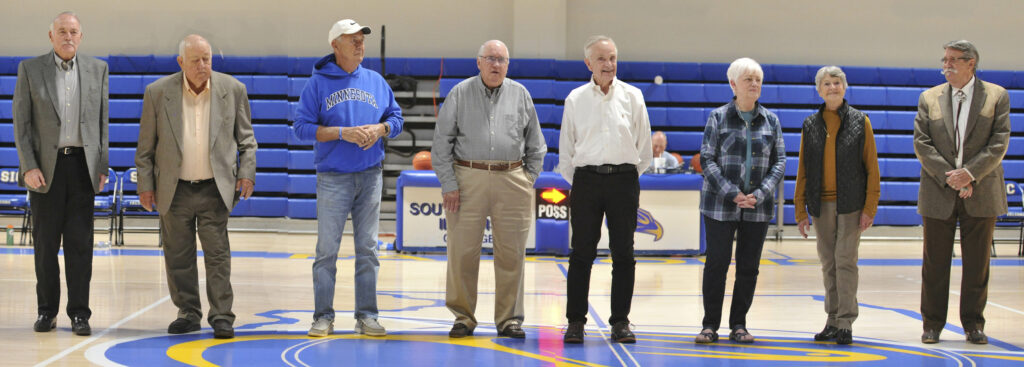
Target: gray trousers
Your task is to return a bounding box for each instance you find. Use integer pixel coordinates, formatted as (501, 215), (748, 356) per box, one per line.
(445, 164), (532, 331)
(160, 180), (235, 325)
(813, 201), (861, 330)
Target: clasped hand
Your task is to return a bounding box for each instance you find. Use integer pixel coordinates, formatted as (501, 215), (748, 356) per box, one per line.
(341, 124), (387, 150)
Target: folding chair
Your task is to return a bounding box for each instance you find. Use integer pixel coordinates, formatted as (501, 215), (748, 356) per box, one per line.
(0, 167), (30, 245)
(115, 168), (161, 246)
(94, 168), (118, 245)
(995, 181), (1024, 256)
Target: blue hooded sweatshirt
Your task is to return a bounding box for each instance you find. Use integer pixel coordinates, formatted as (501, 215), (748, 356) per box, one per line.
(292, 54), (403, 173)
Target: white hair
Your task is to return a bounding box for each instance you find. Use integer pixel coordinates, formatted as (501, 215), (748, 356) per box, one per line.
(814, 65), (848, 92)
(49, 11), (81, 33)
(726, 57), (763, 84)
(178, 35), (211, 56)
(584, 35), (616, 59)
(478, 40), (509, 56)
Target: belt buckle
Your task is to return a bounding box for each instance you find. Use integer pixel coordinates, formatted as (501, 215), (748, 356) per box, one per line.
(60, 147), (71, 155)
(598, 166), (612, 174)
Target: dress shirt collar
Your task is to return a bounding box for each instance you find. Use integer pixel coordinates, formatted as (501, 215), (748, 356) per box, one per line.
(183, 73), (210, 97)
(951, 76), (976, 99)
(53, 52), (77, 71)
(589, 76), (619, 95)
(476, 75), (503, 97)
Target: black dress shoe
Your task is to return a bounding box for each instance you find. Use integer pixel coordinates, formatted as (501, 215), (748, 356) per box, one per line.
(34, 315), (56, 332)
(814, 325), (838, 341)
(168, 318), (201, 334)
(610, 321), (636, 344)
(563, 321), (585, 344)
(213, 319), (234, 339)
(835, 329), (852, 345)
(922, 329), (940, 344)
(966, 330), (988, 344)
(498, 323), (525, 338)
(71, 316), (91, 336)
(448, 323), (473, 338)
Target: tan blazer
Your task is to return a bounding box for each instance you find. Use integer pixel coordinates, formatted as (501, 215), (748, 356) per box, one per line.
(134, 71), (257, 214)
(12, 51), (109, 193)
(913, 78), (1010, 219)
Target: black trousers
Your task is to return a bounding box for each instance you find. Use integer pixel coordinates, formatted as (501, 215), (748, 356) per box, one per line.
(701, 215), (769, 331)
(565, 169), (639, 325)
(30, 152), (95, 319)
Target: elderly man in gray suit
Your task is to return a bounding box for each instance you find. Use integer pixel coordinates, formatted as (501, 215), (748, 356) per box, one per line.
(135, 34), (257, 339)
(914, 40), (1010, 345)
(13, 11), (108, 336)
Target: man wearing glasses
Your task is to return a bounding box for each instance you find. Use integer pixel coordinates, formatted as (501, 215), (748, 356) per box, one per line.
(432, 40), (546, 339)
(914, 40), (1010, 345)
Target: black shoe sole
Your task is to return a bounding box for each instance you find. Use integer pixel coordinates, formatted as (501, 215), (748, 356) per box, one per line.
(73, 328), (92, 336)
(563, 336), (583, 344)
(168, 324), (201, 334)
(613, 336), (636, 344)
(448, 326), (474, 338)
(214, 330), (234, 339)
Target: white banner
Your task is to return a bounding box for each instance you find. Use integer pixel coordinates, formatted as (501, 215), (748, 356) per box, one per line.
(401, 186), (536, 249)
(589, 190), (701, 251)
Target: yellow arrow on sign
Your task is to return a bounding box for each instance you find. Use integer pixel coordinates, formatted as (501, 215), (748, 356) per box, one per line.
(541, 188), (567, 204)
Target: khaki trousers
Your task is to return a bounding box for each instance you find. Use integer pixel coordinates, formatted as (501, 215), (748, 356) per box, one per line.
(445, 164), (533, 330)
(812, 201), (861, 330)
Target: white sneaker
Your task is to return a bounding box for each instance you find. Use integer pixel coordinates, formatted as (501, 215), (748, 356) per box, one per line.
(355, 317), (386, 336)
(308, 318), (334, 337)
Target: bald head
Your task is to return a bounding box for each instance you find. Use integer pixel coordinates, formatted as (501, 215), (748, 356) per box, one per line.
(652, 131), (667, 156)
(177, 34), (213, 90)
(477, 40), (510, 89)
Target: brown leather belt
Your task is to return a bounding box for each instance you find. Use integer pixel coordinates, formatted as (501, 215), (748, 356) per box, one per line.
(455, 159), (522, 171)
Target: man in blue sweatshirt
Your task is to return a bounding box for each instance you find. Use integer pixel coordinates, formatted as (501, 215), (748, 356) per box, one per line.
(292, 18), (403, 338)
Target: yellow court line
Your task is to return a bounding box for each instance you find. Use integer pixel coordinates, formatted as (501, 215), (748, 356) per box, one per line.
(288, 254), (312, 259)
(962, 353), (1024, 362)
(637, 335), (943, 359)
(166, 334), (608, 367)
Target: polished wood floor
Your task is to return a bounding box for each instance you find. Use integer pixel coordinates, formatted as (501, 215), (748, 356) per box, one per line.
(2, 227), (1024, 366)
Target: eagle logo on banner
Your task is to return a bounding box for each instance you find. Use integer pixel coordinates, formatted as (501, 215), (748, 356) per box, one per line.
(635, 208), (664, 241)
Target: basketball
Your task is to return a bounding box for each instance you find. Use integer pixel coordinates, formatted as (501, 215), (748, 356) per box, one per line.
(412, 150), (432, 170)
(691, 153), (702, 173)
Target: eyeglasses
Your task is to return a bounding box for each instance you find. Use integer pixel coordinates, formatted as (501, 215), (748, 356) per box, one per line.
(478, 56), (509, 65)
(940, 56), (972, 64)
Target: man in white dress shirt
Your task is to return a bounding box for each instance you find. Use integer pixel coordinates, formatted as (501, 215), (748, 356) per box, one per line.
(558, 35), (652, 344)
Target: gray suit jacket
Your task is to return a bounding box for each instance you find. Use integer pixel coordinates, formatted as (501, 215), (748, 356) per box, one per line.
(913, 78), (1010, 219)
(134, 71), (258, 214)
(13, 51), (109, 193)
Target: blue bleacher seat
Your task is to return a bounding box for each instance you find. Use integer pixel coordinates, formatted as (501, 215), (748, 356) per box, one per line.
(542, 128), (559, 149)
(0, 57), (29, 75)
(775, 109), (814, 129)
(661, 62), (702, 82)
(704, 84), (732, 104)
(699, 63), (729, 82)
(543, 153), (558, 172)
(255, 172), (289, 193)
(438, 58), (477, 78)
(287, 198), (317, 219)
(842, 66), (880, 85)
(109, 148), (137, 167)
(0, 147), (18, 166)
(110, 99), (143, 119)
(518, 79), (554, 99)
(109, 123), (139, 143)
(1008, 90), (1024, 109)
(846, 86), (886, 106)
(883, 111), (916, 131)
(878, 134), (915, 155)
(0, 123), (13, 143)
(534, 104), (555, 125)
(647, 107), (667, 127)
(1005, 161), (1024, 180)
(554, 60), (589, 80)
(618, 62), (664, 81)
(886, 87), (926, 107)
(290, 57), (318, 76)
(251, 100), (289, 120)
(664, 132), (703, 152)
(107, 55), (179, 74)
(508, 59), (556, 78)
(256, 148), (288, 169)
(236, 75), (288, 96)
(288, 174), (316, 194)
(438, 78), (460, 98)
(288, 150), (315, 170)
(912, 68), (946, 86)
(667, 83), (705, 103)
(776, 85), (818, 105)
(109, 75), (143, 95)
(978, 70), (1015, 88)
(636, 82), (670, 103)
(782, 133), (800, 153)
(0, 76), (17, 96)
(402, 58), (442, 77)
(554, 81), (584, 100)
(880, 158), (921, 178)
(877, 67), (913, 86)
(665, 107), (707, 128)
(289, 77), (308, 98)
(772, 64), (815, 84)
(253, 124), (291, 145)
(0, 100), (11, 119)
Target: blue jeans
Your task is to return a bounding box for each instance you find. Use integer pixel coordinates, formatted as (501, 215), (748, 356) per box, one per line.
(312, 166), (382, 321)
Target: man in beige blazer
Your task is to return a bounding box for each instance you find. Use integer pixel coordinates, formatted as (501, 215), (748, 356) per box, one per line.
(913, 40), (1010, 345)
(13, 11), (108, 336)
(134, 34), (257, 339)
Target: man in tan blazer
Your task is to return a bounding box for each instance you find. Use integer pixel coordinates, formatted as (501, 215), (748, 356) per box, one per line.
(913, 40), (1010, 345)
(135, 34), (257, 339)
(13, 11), (108, 336)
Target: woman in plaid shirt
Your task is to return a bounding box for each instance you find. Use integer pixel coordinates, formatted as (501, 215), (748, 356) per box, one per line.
(695, 58), (786, 344)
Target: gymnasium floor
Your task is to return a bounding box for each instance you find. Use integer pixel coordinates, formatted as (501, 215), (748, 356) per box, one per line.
(2, 229), (1024, 366)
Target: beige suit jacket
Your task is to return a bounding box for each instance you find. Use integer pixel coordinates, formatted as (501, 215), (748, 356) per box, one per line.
(13, 51), (109, 193)
(913, 78), (1010, 219)
(134, 71), (257, 214)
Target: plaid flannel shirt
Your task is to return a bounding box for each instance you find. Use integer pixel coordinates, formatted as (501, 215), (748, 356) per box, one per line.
(699, 100), (786, 222)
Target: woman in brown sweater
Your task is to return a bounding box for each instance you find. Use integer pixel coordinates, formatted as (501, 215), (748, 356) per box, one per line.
(794, 66), (880, 345)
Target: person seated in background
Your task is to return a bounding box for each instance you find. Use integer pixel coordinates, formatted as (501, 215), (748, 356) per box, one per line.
(646, 131), (680, 173)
